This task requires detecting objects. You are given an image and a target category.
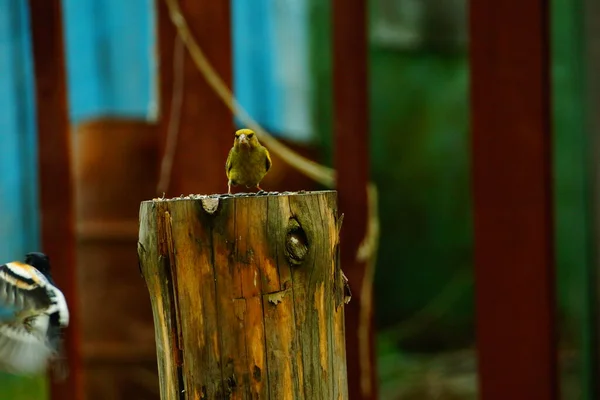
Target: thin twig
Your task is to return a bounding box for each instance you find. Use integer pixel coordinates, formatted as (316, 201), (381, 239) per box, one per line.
(157, 33), (185, 194)
(358, 182), (380, 396)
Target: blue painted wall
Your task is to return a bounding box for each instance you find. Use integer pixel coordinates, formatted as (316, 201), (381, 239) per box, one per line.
(62, 0), (157, 122)
(0, 0), (41, 261)
(60, 0), (312, 140)
(233, 0), (312, 141)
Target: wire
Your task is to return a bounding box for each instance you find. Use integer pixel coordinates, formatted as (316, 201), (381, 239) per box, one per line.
(157, 32), (185, 194)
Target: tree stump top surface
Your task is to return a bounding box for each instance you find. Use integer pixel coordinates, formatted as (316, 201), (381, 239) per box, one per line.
(146, 190), (337, 203)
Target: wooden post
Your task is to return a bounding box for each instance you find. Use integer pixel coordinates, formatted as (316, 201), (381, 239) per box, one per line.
(138, 191), (349, 399)
(28, 1), (83, 399)
(469, 0), (558, 398)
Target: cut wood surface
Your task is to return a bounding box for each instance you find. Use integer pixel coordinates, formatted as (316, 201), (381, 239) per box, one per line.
(138, 190), (349, 399)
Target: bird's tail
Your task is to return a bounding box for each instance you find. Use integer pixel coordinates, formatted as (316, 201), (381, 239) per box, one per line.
(0, 322), (53, 375)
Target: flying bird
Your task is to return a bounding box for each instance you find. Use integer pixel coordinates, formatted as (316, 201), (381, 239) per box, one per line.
(0, 252), (69, 377)
(226, 128), (272, 194)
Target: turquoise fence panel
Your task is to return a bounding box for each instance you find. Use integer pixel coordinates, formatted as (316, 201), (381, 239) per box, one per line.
(233, 0), (312, 141)
(0, 0), (41, 260)
(61, 0), (311, 140)
(62, 0), (156, 122)
(232, 0), (282, 133)
(0, 1), (46, 398)
(270, 0), (312, 141)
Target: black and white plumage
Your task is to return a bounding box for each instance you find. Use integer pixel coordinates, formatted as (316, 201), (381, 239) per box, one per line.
(0, 252), (69, 376)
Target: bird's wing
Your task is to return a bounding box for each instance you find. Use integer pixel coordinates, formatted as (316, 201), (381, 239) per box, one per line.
(265, 148), (272, 173)
(0, 262), (69, 376)
(0, 314), (53, 375)
(0, 262), (53, 318)
(46, 286), (69, 327)
(226, 147), (234, 175)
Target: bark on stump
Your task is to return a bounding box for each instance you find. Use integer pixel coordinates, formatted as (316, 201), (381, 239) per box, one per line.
(137, 190), (349, 399)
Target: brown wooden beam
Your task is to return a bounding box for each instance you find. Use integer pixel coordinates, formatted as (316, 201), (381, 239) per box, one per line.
(332, 0), (377, 399)
(156, 0), (233, 196)
(28, 1), (83, 399)
(469, 0), (558, 399)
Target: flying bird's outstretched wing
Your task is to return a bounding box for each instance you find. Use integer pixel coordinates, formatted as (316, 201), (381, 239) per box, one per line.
(0, 261), (69, 375)
(0, 262), (53, 318)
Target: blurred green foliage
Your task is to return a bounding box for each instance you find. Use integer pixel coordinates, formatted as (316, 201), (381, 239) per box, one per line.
(551, 0), (596, 398)
(0, 374), (47, 400)
(310, 0), (473, 351)
(310, 0), (596, 397)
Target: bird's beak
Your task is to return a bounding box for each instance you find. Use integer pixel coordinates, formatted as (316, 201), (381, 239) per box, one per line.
(238, 134), (248, 145)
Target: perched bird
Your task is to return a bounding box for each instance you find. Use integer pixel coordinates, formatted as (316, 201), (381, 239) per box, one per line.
(226, 128), (272, 194)
(0, 252), (69, 377)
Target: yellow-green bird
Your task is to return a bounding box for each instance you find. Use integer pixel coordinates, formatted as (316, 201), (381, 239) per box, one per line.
(226, 128), (272, 194)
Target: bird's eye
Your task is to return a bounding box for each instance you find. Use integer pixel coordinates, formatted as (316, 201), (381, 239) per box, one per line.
(247, 133), (254, 138)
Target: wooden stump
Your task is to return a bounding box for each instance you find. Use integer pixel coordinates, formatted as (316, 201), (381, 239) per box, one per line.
(137, 190), (349, 399)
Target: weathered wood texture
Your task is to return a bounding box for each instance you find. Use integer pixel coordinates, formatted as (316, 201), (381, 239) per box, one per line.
(469, 0), (557, 398)
(331, 0), (376, 399)
(138, 191), (349, 399)
(28, 1), (83, 399)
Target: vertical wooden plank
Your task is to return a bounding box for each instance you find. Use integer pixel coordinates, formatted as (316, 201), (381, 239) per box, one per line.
(156, 0), (233, 196)
(27, 1), (82, 399)
(469, 0), (558, 399)
(332, 1), (376, 399)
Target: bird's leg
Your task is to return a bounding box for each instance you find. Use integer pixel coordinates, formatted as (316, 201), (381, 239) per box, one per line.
(228, 180), (232, 194)
(256, 184), (263, 192)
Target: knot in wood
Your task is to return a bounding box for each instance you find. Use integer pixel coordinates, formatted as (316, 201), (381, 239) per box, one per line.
(285, 218), (308, 266)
